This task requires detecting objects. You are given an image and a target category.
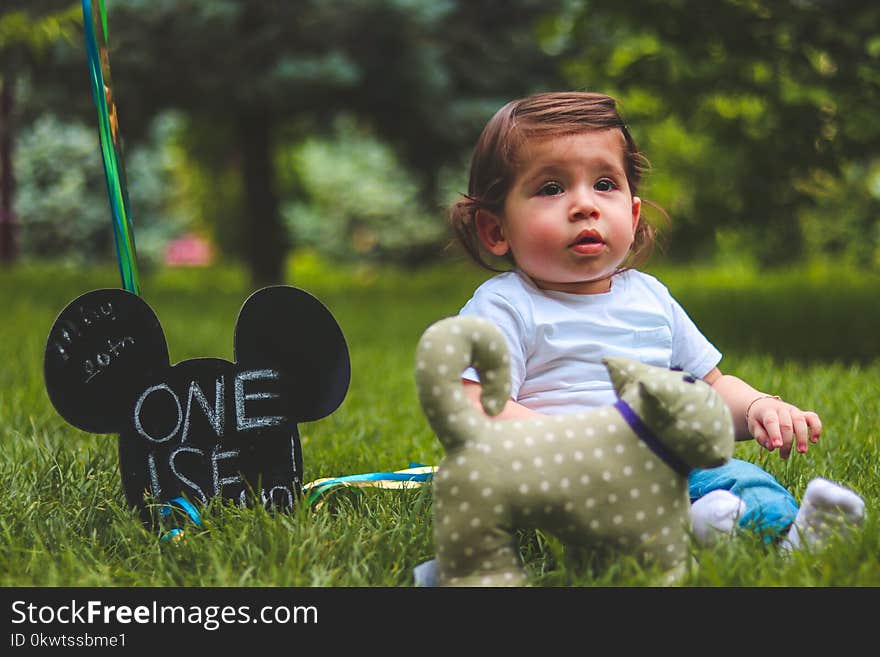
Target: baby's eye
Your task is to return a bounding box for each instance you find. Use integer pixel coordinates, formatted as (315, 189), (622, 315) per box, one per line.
(537, 182), (564, 196)
(595, 179), (617, 192)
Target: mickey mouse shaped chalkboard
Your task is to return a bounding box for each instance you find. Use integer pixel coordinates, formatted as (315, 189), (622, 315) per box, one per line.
(44, 286), (350, 525)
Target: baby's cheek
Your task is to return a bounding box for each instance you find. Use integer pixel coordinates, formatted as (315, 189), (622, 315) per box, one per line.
(519, 224), (566, 261)
(532, 222), (567, 247)
(514, 243), (561, 281)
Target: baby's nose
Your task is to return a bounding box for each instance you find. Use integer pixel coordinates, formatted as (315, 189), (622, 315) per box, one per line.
(569, 189), (599, 220)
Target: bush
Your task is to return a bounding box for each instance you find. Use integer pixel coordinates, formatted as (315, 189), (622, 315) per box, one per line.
(15, 114), (110, 261)
(14, 112), (192, 266)
(280, 117), (448, 263)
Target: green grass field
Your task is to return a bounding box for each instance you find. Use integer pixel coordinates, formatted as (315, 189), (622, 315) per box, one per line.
(2, 255), (879, 586)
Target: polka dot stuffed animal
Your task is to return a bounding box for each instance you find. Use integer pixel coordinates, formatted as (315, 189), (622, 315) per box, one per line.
(415, 316), (735, 586)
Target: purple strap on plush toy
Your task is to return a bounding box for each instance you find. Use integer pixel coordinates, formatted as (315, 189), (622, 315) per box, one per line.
(613, 399), (690, 478)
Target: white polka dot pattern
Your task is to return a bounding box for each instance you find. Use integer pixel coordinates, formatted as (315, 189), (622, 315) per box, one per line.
(415, 316), (734, 587)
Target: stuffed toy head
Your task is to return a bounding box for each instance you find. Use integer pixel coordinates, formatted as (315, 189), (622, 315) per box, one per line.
(415, 316), (734, 586)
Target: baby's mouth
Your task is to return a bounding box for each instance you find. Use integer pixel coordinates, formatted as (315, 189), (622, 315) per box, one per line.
(569, 230), (605, 248)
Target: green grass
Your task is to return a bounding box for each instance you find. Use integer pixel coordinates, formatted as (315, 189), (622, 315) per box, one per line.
(1, 254), (879, 586)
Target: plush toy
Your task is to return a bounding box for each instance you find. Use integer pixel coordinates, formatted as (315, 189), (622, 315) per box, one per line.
(415, 316), (735, 586)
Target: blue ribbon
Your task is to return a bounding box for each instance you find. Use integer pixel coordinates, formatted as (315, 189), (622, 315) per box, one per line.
(159, 496), (202, 541)
(613, 399), (690, 478)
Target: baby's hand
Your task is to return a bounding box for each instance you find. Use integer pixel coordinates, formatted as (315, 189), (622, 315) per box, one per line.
(747, 396), (822, 459)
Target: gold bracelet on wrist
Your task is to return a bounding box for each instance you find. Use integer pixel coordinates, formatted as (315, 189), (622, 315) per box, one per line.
(745, 394), (782, 421)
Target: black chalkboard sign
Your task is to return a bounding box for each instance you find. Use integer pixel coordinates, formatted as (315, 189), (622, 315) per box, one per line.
(43, 286), (350, 524)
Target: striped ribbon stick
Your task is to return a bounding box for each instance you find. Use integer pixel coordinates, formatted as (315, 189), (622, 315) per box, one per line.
(82, 0), (141, 295)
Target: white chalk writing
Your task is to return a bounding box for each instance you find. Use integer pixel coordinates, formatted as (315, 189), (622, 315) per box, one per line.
(134, 384), (183, 443)
(148, 452), (162, 499)
(51, 302), (116, 364)
(83, 336), (135, 383)
(262, 485), (294, 510)
(235, 369), (284, 431)
(133, 368), (293, 511)
(133, 370), (285, 444)
(181, 377), (224, 442)
(211, 446), (242, 495)
(169, 446), (208, 505)
(156, 444), (293, 510)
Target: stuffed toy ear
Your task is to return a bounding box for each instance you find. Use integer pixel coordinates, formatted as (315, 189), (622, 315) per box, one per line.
(233, 286), (350, 422)
(44, 289), (170, 434)
(605, 357), (689, 414)
(603, 357), (645, 398)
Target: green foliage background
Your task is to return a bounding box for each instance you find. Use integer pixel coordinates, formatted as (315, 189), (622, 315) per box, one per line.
(3, 0), (879, 276)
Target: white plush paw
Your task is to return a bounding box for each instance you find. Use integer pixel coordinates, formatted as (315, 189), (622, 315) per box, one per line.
(690, 490), (746, 546)
(784, 478), (865, 551)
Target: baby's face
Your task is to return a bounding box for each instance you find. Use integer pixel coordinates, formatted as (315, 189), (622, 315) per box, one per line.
(490, 130), (641, 295)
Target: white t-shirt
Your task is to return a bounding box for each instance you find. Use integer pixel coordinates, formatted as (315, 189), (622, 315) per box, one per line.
(459, 269), (722, 415)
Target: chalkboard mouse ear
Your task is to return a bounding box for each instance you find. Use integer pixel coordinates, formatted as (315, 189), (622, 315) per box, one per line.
(44, 289), (170, 434)
(234, 286), (350, 422)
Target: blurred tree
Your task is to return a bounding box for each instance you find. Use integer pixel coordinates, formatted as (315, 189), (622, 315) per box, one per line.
(555, 0), (880, 265)
(17, 0), (564, 286)
(0, 2), (81, 264)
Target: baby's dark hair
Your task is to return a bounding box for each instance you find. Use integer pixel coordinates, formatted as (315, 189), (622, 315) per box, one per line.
(449, 91), (657, 271)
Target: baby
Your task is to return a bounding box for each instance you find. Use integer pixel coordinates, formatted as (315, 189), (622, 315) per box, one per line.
(415, 91), (864, 586)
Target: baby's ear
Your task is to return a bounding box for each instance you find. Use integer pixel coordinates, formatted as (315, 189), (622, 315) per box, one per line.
(234, 286), (350, 422)
(44, 289), (170, 434)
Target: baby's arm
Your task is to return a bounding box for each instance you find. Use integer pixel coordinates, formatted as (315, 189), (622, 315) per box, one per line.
(462, 380), (543, 419)
(703, 367), (822, 459)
